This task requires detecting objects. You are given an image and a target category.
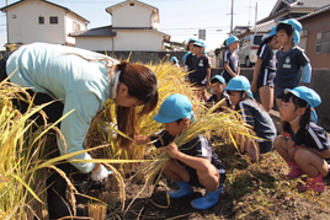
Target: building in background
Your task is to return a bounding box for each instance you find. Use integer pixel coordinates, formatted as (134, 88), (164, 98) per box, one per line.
(0, 0), (89, 46)
(299, 4), (330, 69)
(72, 0), (170, 52)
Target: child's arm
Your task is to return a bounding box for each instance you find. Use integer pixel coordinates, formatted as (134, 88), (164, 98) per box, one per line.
(166, 142), (211, 173)
(224, 63), (237, 78)
(206, 67), (211, 87)
(134, 134), (150, 145)
(237, 66), (240, 76)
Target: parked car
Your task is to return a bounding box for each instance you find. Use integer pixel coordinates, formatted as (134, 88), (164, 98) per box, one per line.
(238, 34), (263, 67)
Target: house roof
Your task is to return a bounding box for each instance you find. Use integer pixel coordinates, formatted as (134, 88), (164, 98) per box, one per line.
(258, 0), (329, 24)
(299, 3), (330, 21)
(0, 0), (89, 23)
(70, 25), (116, 37)
(72, 25), (170, 41)
(105, 0), (159, 23)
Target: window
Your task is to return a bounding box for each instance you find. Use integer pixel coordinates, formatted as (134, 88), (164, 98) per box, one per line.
(49, 16), (58, 24)
(38, 16), (44, 24)
(73, 21), (80, 33)
(315, 31), (330, 54)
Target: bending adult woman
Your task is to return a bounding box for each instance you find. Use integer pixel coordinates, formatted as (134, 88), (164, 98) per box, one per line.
(4, 42), (158, 218)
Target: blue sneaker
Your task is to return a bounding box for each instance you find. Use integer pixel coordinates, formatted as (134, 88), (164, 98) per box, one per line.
(168, 181), (193, 199)
(190, 185), (224, 210)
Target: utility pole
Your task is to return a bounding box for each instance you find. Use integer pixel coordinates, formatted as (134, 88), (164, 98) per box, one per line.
(254, 1), (258, 35)
(230, 0), (234, 33)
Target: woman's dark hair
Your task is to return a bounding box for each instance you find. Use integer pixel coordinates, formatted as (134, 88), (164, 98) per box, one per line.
(282, 93), (311, 138)
(276, 23), (294, 37)
(115, 62), (158, 148)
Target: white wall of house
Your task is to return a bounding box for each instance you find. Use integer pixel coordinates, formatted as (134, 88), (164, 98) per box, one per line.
(5, 0), (87, 45)
(75, 37), (114, 51)
(64, 14), (87, 45)
(112, 4), (153, 28)
(75, 30), (164, 51)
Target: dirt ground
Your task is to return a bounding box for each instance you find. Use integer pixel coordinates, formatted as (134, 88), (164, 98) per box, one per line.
(71, 144), (330, 220)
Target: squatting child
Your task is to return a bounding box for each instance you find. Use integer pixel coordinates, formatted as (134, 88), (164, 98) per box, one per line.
(206, 75), (231, 111)
(274, 86), (329, 193)
(226, 76), (277, 162)
(135, 94), (226, 210)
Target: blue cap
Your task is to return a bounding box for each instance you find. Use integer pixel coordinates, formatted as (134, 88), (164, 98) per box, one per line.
(293, 30), (300, 44)
(279, 19), (302, 33)
(225, 76), (254, 99)
(284, 86), (321, 122)
(262, 26), (277, 41)
(170, 56), (179, 63)
(188, 37), (197, 43)
(154, 94), (194, 123)
(193, 40), (206, 48)
(226, 36), (239, 46)
(211, 75), (226, 85)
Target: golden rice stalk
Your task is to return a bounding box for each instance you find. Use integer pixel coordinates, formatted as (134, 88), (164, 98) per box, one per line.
(88, 203), (107, 220)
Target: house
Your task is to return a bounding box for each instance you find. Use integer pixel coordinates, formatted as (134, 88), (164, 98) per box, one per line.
(0, 0), (89, 46)
(72, 0), (170, 52)
(299, 4), (330, 69)
(238, 0), (330, 38)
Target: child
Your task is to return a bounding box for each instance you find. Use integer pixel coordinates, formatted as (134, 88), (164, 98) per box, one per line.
(170, 56), (180, 68)
(222, 36), (240, 83)
(185, 40), (211, 101)
(226, 76), (277, 162)
(275, 19), (312, 109)
(135, 94), (226, 210)
(251, 27), (281, 112)
(274, 86), (329, 193)
(182, 38), (197, 64)
(206, 75), (231, 111)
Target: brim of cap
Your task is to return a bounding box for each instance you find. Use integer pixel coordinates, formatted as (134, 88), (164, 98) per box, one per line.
(154, 112), (194, 123)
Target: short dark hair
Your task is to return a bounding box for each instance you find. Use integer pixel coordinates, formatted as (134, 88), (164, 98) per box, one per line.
(276, 23), (294, 37)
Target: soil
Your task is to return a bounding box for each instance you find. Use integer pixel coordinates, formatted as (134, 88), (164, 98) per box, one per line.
(69, 145), (330, 220)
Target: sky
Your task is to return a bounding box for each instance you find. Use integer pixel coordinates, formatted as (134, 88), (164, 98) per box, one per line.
(0, 0), (278, 50)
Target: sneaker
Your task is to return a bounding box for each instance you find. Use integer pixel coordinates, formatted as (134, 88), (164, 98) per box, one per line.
(287, 161), (303, 179)
(190, 185), (224, 210)
(297, 174), (325, 193)
(168, 181), (193, 199)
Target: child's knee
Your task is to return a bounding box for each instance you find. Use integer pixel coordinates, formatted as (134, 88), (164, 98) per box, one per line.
(294, 147), (310, 163)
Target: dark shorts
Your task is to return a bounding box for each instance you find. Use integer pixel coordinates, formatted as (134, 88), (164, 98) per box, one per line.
(275, 86), (286, 99)
(182, 163), (226, 187)
(257, 69), (276, 89)
(258, 140), (274, 154)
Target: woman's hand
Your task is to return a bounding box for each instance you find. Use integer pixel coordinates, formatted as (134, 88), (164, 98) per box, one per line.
(134, 134), (150, 145)
(165, 142), (181, 159)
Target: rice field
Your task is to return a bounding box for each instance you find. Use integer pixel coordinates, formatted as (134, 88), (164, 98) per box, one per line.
(0, 62), (329, 219)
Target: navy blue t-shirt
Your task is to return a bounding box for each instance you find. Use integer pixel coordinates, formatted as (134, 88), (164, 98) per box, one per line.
(284, 122), (330, 165)
(236, 99), (277, 142)
(150, 129), (225, 171)
(257, 43), (276, 72)
(275, 46), (309, 88)
(207, 93), (232, 111)
(222, 50), (239, 82)
(185, 54), (210, 86)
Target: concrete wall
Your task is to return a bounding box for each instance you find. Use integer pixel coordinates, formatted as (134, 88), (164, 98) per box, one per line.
(212, 68), (330, 131)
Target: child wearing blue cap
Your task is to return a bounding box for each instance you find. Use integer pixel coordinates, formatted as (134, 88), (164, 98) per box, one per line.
(251, 27), (281, 112)
(206, 75), (231, 111)
(275, 19), (312, 109)
(226, 76), (277, 162)
(135, 94), (226, 210)
(184, 40), (211, 101)
(170, 56), (180, 68)
(222, 36), (240, 83)
(182, 38), (197, 64)
(274, 86), (329, 193)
